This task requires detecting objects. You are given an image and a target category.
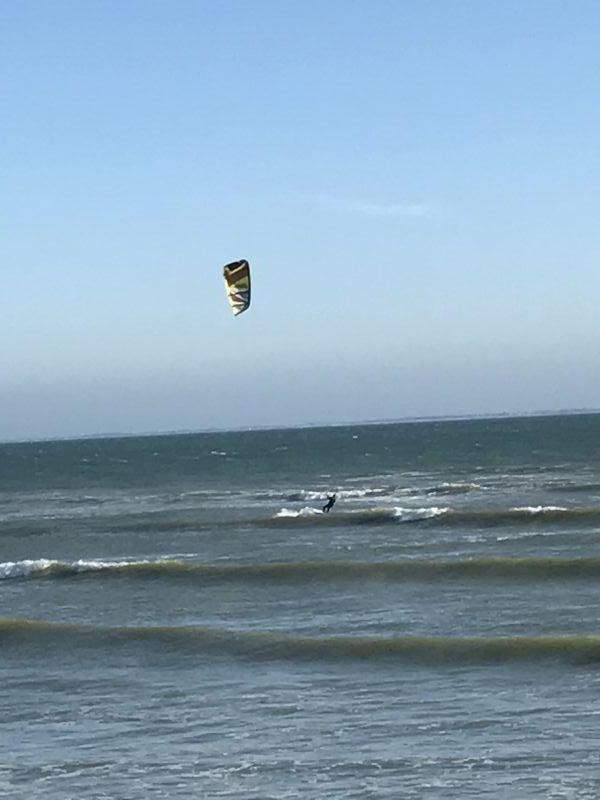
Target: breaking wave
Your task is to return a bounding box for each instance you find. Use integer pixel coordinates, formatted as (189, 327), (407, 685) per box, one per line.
(0, 558), (151, 580)
(5, 504), (600, 542)
(276, 506), (323, 518)
(273, 506), (448, 523)
(423, 482), (481, 496)
(259, 482), (481, 503)
(271, 505), (600, 527)
(6, 556), (600, 584)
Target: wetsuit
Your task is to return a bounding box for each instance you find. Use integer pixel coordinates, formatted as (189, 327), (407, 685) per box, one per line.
(322, 495), (336, 513)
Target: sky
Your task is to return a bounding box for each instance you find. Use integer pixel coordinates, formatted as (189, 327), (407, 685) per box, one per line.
(2, 0), (600, 440)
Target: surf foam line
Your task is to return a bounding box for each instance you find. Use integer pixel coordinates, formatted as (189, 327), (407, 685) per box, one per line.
(7, 556), (600, 584)
(272, 505), (600, 527)
(255, 482), (482, 502)
(441, 506), (600, 526)
(272, 507), (448, 524)
(0, 558), (152, 580)
(2, 619), (600, 664)
(12, 504), (595, 540)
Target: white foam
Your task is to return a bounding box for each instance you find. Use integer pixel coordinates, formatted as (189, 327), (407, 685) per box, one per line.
(437, 482), (481, 491)
(0, 558), (150, 580)
(276, 507), (323, 518)
(290, 487), (392, 501)
(295, 491), (328, 501)
(392, 506), (449, 522)
(511, 505), (568, 514)
(0, 559), (56, 579)
(69, 558), (138, 572)
(336, 488), (391, 500)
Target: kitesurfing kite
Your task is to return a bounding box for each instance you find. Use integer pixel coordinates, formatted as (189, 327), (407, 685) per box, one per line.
(223, 260), (251, 316)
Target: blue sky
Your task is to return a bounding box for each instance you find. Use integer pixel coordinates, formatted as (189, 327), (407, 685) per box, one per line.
(2, 0), (599, 440)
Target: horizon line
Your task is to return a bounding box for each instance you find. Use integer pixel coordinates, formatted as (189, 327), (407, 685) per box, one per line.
(2, 407), (600, 446)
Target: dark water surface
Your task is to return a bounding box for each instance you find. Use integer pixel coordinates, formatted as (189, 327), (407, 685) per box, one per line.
(2, 414), (600, 798)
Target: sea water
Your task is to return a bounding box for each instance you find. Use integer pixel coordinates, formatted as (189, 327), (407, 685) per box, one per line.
(2, 414), (600, 798)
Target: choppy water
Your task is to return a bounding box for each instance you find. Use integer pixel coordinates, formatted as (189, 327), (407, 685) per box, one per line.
(3, 414), (600, 798)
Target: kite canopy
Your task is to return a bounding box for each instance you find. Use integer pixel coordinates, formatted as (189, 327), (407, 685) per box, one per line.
(223, 260), (251, 316)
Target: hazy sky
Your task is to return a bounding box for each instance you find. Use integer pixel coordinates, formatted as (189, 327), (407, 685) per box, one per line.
(2, 0), (599, 440)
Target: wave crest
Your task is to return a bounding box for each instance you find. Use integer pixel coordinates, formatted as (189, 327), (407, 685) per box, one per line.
(276, 506), (323, 518)
(3, 619), (600, 664)
(7, 556), (600, 584)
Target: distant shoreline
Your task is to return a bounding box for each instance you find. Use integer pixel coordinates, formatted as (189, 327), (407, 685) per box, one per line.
(2, 407), (600, 446)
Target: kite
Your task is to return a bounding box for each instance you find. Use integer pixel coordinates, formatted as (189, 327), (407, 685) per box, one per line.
(223, 260), (251, 316)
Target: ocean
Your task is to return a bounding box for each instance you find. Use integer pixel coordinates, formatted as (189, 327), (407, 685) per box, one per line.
(2, 413), (600, 798)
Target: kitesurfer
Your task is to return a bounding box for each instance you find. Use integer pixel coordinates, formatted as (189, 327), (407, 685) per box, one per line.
(322, 494), (336, 513)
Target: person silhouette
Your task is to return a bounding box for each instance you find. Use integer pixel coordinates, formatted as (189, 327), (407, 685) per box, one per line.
(322, 494), (336, 513)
